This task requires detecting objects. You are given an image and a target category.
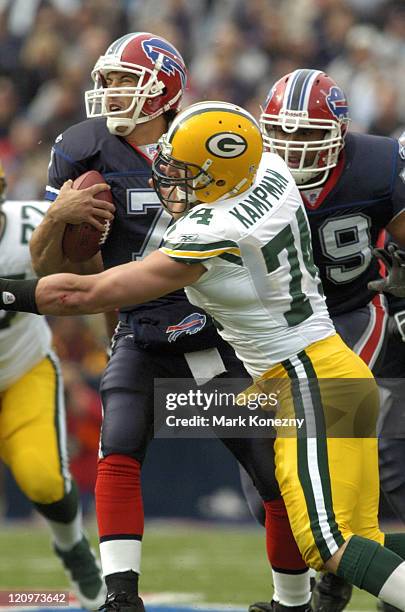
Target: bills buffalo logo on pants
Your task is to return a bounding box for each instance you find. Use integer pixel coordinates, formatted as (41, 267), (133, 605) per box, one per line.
(326, 86), (349, 120)
(166, 313), (207, 342)
(142, 37), (187, 88)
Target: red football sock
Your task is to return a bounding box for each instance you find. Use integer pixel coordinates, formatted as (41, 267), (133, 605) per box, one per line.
(96, 454), (144, 538)
(264, 498), (307, 570)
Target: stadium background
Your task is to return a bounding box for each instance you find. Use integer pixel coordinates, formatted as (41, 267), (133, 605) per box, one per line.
(0, 0), (404, 609)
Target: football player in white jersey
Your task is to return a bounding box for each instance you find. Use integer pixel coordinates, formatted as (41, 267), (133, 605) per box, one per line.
(2, 102), (405, 610)
(0, 162), (106, 609)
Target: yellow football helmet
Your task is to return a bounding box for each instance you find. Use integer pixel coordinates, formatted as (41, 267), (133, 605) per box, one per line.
(152, 101), (263, 213)
(0, 160), (6, 204)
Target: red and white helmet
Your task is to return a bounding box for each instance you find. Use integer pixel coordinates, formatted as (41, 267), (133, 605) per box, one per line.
(85, 32), (187, 136)
(260, 69), (350, 189)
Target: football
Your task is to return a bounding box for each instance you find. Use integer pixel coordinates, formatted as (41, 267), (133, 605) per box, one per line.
(62, 170), (113, 262)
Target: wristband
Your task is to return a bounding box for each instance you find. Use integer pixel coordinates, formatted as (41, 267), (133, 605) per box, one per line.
(0, 278), (40, 314)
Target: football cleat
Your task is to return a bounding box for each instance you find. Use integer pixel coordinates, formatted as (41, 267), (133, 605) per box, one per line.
(311, 573), (352, 611)
(377, 601), (402, 611)
(54, 535), (107, 610)
(249, 601), (311, 611)
(99, 592), (145, 612)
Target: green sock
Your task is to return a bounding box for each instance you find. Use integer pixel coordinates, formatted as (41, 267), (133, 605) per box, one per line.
(337, 535), (403, 597)
(384, 533), (405, 561)
(34, 481), (79, 523)
(34, 482), (83, 551)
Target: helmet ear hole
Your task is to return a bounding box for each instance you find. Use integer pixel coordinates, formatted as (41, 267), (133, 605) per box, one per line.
(216, 179), (226, 187)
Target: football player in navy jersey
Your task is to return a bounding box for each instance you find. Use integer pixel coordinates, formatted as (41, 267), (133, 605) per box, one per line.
(3, 97), (405, 612)
(30, 34), (311, 612)
(244, 69), (405, 612)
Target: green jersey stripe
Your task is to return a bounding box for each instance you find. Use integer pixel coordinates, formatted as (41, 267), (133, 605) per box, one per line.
(218, 252), (243, 266)
(162, 239), (239, 253)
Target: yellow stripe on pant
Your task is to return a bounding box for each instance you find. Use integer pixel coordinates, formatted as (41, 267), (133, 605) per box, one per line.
(252, 333), (384, 570)
(0, 354), (70, 504)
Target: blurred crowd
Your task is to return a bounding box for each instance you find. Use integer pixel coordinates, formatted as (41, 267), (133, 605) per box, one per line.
(0, 0), (404, 200)
(1, 0), (405, 517)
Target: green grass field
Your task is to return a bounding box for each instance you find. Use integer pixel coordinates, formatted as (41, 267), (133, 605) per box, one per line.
(0, 521), (377, 610)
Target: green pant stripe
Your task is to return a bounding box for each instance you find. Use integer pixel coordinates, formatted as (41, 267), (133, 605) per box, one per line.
(297, 350), (345, 550)
(282, 352), (345, 561)
(282, 357), (332, 561)
(46, 351), (71, 493)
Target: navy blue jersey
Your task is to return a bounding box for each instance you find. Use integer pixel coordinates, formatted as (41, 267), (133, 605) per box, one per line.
(302, 132), (405, 316)
(45, 118), (221, 351)
(46, 118), (171, 271)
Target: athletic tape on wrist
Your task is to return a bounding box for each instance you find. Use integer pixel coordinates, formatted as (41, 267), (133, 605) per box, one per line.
(0, 278), (40, 314)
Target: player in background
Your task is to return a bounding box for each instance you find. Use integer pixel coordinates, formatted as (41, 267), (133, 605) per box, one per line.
(30, 34), (310, 612)
(4, 101), (405, 611)
(0, 162), (106, 610)
(244, 69), (405, 612)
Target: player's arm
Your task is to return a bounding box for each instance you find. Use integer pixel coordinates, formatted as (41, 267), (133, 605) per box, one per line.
(30, 180), (115, 276)
(384, 139), (405, 246)
(386, 211), (405, 247)
(0, 251), (205, 316)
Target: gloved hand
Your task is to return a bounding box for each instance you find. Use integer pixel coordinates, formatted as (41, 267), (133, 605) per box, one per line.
(387, 310), (405, 343)
(368, 243), (405, 297)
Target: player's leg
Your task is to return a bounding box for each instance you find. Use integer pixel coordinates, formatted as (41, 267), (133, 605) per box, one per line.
(239, 465), (266, 527)
(96, 324), (218, 611)
(96, 327), (156, 612)
(377, 321), (405, 525)
(215, 341), (312, 611)
(377, 344), (405, 612)
(225, 438), (312, 612)
(0, 353), (105, 610)
(272, 335), (405, 609)
(312, 296), (389, 611)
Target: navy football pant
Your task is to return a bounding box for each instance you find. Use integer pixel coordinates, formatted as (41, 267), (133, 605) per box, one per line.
(377, 320), (405, 524)
(100, 324), (280, 503)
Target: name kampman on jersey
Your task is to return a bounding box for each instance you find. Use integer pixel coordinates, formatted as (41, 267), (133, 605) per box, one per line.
(0, 201), (52, 389)
(161, 153), (334, 377)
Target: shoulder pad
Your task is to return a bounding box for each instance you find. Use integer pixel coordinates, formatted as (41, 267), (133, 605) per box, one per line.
(52, 118), (110, 163)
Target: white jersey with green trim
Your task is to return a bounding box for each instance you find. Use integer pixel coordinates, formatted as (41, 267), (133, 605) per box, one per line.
(160, 153), (335, 377)
(0, 200), (52, 390)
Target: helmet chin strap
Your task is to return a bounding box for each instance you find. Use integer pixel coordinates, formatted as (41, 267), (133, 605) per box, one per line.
(222, 178), (248, 200)
(106, 116), (137, 136)
(105, 53), (167, 137)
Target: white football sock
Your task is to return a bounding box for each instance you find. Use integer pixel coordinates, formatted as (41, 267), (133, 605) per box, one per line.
(378, 561), (405, 610)
(272, 568), (311, 606)
(48, 510), (83, 551)
(100, 540), (142, 577)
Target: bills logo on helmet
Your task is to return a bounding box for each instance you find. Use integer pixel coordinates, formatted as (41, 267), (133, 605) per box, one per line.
(263, 86), (276, 108)
(206, 132), (247, 158)
(166, 313), (207, 342)
(142, 37), (187, 88)
(326, 86), (349, 120)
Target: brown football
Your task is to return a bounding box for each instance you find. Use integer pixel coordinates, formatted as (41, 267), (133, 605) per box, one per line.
(62, 170), (113, 262)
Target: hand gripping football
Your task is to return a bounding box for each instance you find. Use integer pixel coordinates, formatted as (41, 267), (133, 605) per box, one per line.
(62, 170), (113, 262)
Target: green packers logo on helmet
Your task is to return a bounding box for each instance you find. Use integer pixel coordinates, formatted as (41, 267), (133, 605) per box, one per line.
(206, 132), (248, 158)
